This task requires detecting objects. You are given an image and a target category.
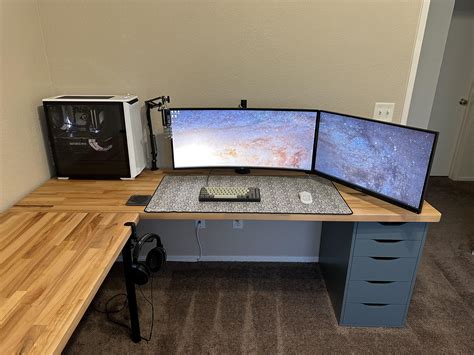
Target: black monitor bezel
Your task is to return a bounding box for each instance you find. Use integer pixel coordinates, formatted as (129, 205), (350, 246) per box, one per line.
(313, 110), (439, 214)
(168, 107), (319, 173)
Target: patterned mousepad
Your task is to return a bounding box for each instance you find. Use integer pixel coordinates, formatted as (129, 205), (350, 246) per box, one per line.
(145, 175), (352, 215)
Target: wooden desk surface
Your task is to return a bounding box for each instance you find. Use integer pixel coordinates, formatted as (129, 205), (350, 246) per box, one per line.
(0, 211), (139, 354)
(11, 170), (441, 222)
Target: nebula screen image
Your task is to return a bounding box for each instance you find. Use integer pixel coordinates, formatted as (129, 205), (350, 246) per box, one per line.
(315, 112), (436, 209)
(171, 109), (317, 170)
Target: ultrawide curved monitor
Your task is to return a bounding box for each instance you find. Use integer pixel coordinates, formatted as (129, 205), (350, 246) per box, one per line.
(170, 108), (317, 171)
(314, 111), (438, 213)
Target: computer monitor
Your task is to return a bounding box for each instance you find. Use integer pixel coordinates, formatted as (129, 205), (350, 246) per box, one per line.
(170, 108), (318, 171)
(314, 111), (438, 213)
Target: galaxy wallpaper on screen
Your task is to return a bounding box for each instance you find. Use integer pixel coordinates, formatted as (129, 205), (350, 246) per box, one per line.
(171, 110), (316, 170)
(315, 112), (436, 208)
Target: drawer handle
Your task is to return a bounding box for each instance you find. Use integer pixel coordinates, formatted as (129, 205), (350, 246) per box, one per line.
(370, 257), (399, 261)
(373, 239), (402, 244)
(362, 303), (389, 307)
(366, 281), (394, 284)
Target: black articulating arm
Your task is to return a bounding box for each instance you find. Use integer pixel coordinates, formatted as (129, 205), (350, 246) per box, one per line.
(144, 96), (171, 170)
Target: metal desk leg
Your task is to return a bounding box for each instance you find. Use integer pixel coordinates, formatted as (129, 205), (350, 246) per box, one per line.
(122, 237), (141, 343)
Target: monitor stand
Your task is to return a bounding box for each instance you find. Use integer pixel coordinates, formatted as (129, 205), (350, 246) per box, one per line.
(235, 168), (250, 174)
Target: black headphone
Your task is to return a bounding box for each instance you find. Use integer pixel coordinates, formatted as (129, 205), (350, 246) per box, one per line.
(131, 233), (166, 285)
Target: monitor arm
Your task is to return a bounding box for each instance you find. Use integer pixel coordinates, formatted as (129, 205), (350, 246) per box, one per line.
(144, 96), (170, 171)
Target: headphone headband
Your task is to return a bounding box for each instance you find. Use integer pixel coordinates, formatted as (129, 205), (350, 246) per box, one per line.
(132, 233), (163, 263)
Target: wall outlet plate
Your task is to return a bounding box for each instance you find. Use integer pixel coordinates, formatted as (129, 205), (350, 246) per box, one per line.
(374, 102), (395, 122)
(195, 220), (206, 229)
(233, 220), (244, 229)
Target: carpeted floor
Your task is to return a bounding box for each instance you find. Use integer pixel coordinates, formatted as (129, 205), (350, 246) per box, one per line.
(64, 178), (474, 354)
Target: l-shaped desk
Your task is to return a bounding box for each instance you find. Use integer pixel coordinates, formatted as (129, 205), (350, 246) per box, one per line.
(1, 170), (441, 354)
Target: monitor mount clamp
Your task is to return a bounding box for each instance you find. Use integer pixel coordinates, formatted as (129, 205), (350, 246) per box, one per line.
(145, 95), (171, 170)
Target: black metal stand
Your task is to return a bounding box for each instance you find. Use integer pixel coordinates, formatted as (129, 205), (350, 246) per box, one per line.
(122, 222), (141, 343)
(236, 99), (250, 175)
(144, 96), (171, 171)
(145, 102), (159, 171)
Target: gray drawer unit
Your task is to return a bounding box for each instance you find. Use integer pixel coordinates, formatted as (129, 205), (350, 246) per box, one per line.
(346, 281), (411, 304)
(353, 239), (422, 257)
(355, 222), (426, 241)
(320, 221), (428, 328)
(350, 256), (418, 281)
(342, 303), (407, 327)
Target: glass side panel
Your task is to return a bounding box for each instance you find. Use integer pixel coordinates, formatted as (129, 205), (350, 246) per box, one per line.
(44, 102), (130, 177)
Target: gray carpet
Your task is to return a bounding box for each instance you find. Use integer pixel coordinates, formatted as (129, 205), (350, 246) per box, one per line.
(64, 177), (474, 354)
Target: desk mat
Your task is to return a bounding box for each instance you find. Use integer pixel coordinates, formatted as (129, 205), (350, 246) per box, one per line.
(145, 175), (352, 215)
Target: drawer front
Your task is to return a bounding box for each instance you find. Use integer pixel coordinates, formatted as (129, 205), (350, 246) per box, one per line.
(342, 303), (406, 327)
(346, 281), (411, 304)
(353, 239), (422, 257)
(350, 257), (417, 281)
(355, 223), (426, 241)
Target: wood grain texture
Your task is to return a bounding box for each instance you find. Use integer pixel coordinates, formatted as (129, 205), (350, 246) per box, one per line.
(11, 170), (441, 222)
(0, 212), (139, 355)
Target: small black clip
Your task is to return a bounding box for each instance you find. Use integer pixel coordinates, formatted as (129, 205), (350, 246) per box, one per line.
(125, 221), (138, 242)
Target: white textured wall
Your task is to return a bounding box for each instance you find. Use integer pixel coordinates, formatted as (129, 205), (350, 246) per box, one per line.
(0, 0), (53, 211)
(37, 0), (422, 123)
(137, 219), (321, 262)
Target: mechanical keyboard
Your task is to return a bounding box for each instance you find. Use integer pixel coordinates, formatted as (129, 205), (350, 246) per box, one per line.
(199, 186), (261, 202)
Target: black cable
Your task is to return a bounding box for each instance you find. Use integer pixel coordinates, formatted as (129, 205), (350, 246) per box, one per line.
(139, 276), (154, 342)
(92, 277), (155, 340)
(92, 293), (127, 314)
(92, 293), (131, 331)
(106, 311), (130, 332)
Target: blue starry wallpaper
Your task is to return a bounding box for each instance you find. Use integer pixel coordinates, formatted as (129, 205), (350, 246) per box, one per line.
(171, 109), (317, 170)
(315, 112), (436, 208)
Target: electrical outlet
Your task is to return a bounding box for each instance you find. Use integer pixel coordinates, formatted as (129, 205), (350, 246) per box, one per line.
(233, 220), (244, 229)
(195, 220), (206, 229)
(373, 103), (395, 122)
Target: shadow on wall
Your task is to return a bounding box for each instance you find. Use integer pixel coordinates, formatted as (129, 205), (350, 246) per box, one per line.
(36, 105), (55, 177)
(455, 0), (474, 13)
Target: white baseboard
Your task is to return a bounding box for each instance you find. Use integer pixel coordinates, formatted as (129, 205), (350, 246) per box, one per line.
(118, 255), (319, 263)
(166, 255), (319, 263)
(450, 177), (474, 181)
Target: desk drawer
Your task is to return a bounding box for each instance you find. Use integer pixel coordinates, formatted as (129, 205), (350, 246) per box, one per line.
(342, 303), (406, 327)
(350, 257), (417, 281)
(353, 239), (422, 257)
(355, 223), (426, 241)
(346, 281), (411, 304)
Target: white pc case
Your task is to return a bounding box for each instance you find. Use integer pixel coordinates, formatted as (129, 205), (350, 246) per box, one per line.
(43, 95), (146, 179)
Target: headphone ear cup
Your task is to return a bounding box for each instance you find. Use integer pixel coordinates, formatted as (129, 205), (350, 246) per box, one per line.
(132, 262), (149, 285)
(146, 246), (166, 273)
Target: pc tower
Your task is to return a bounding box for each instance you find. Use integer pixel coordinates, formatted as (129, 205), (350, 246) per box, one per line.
(43, 95), (146, 179)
